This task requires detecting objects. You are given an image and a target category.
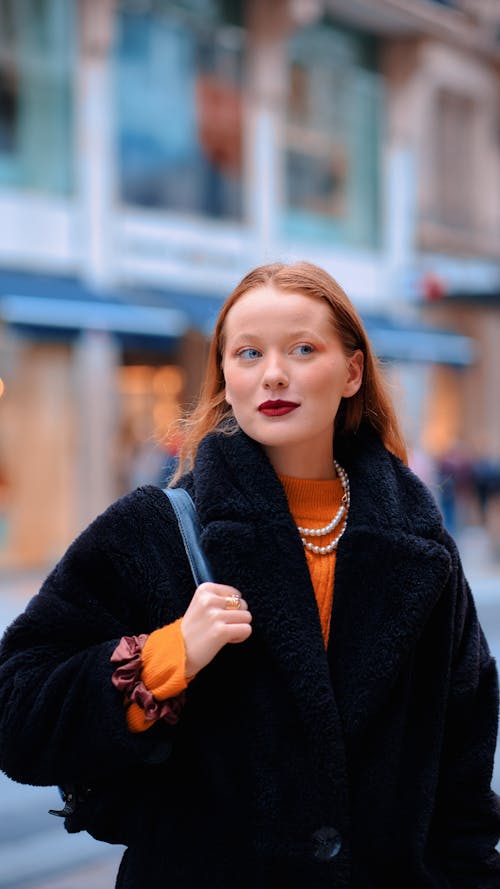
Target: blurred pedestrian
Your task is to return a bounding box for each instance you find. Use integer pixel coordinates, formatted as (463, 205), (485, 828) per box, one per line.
(0, 463), (10, 549)
(472, 454), (500, 525)
(436, 439), (474, 535)
(0, 262), (498, 888)
(472, 454), (500, 562)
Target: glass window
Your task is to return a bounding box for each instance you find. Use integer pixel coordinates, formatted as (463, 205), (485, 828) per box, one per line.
(283, 21), (382, 249)
(434, 89), (477, 230)
(0, 0), (74, 194)
(114, 0), (244, 220)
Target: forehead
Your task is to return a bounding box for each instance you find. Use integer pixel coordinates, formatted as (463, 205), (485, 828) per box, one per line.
(223, 285), (333, 336)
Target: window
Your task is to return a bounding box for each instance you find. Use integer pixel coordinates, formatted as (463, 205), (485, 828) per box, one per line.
(434, 89), (477, 230)
(114, 0), (245, 220)
(0, 0), (74, 194)
(283, 22), (382, 249)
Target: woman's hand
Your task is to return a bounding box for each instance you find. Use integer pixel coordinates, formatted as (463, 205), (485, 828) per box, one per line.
(181, 583), (252, 678)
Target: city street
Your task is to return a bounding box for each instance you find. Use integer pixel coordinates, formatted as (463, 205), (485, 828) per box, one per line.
(0, 533), (499, 888)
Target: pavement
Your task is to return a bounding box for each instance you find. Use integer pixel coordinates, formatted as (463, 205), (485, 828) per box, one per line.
(17, 854), (123, 889)
(2, 842), (122, 889)
(0, 526), (499, 889)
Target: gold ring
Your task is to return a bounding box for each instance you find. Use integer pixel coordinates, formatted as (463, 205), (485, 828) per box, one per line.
(224, 594), (241, 610)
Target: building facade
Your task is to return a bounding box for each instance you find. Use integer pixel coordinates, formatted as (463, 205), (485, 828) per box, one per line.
(0, 0), (499, 567)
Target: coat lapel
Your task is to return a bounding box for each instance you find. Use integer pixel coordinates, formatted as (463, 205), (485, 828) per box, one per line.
(191, 427), (452, 754)
(328, 526), (452, 740)
(193, 431), (345, 772)
(330, 428), (453, 738)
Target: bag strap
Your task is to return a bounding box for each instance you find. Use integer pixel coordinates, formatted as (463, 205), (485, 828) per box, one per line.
(162, 487), (214, 586)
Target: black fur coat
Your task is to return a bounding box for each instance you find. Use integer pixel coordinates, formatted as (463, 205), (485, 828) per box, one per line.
(0, 427), (499, 888)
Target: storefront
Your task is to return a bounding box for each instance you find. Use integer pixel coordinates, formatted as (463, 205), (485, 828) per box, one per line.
(0, 270), (190, 568)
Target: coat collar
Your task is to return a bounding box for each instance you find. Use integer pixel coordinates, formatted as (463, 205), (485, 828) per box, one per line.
(190, 427), (452, 745)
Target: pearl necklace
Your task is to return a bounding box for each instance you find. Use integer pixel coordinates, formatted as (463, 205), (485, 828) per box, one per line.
(297, 460), (350, 555)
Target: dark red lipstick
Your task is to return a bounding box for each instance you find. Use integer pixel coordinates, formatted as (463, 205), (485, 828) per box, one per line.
(258, 400), (299, 417)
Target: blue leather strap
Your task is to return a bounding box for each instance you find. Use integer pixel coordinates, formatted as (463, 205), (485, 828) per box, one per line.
(162, 487), (214, 587)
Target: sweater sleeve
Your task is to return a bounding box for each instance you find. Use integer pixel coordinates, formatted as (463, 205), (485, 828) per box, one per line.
(126, 618), (189, 733)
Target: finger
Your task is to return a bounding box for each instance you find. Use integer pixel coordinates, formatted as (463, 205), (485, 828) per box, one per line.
(221, 608), (252, 624)
(222, 595), (251, 614)
(194, 582), (239, 599)
(194, 584), (237, 604)
(195, 584), (242, 606)
(205, 583), (242, 597)
(194, 584), (248, 613)
(224, 599), (251, 615)
(226, 623), (253, 644)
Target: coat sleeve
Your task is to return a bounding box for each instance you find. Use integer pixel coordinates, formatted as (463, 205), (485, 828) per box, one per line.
(433, 536), (500, 886)
(0, 492), (175, 788)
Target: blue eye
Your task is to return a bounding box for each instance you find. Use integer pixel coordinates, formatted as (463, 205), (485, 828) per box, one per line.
(293, 344), (315, 356)
(238, 348), (261, 360)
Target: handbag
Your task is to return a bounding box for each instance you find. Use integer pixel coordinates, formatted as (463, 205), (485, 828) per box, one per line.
(48, 486), (212, 840)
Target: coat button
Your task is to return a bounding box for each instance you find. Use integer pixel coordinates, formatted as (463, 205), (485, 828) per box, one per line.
(311, 826), (342, 861)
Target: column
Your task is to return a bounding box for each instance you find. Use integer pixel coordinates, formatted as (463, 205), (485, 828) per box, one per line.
(75, 0), (117, 286)
(73, 330), (120, 530)
(245, 0), (290, 260)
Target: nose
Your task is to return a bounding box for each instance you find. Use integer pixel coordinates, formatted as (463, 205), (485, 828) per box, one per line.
(262, 353), (288, 390)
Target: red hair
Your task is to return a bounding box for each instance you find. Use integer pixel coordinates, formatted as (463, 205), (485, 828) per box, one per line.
(171, 261), (407, 480)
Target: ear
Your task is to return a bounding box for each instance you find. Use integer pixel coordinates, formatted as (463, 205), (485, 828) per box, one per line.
(342, 350), (364, 398)
(221, 356), (231, 405)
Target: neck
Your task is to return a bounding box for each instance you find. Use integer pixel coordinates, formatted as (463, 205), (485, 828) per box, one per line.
(264, 440), (337, 480)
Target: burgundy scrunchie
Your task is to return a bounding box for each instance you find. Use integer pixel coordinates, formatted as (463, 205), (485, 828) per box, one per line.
(111, 634), (185, 725)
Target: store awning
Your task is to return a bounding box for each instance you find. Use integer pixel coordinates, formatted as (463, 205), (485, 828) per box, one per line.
(362, 313), (475, 366)
(122, 286), (223, 337)
(0, 270), (188, 344)
(1, 294), (187, 338)
(0, 269), (475, 367)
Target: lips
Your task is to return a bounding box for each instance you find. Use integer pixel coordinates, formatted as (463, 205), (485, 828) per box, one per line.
(258, 400), (299, 417)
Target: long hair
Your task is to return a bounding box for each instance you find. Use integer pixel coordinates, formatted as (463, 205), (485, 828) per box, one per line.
(171, 261), (407, 481)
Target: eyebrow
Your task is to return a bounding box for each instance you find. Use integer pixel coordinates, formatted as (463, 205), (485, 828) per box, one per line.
(227, 329), (320, 342)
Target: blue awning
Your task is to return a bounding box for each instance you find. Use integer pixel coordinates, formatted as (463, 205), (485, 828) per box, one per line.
(0, 269), (475, 367)
(122, 285), (223, 337)
(0, 270), (187, 346)
(362, 313), (474, 367)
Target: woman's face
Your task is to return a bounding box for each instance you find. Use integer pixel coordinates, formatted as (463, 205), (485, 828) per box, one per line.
(222, 285), (363, 477)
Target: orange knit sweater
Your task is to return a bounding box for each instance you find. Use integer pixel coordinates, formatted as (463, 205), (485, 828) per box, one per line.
(126, 476), (344, 732)
(280, 474), (343, 646)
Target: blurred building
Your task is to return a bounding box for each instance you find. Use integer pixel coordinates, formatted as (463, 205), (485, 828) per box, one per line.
(0, 0), (499, 567)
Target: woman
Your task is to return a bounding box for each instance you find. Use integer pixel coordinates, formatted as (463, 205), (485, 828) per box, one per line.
(0, 262), (498, 888)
